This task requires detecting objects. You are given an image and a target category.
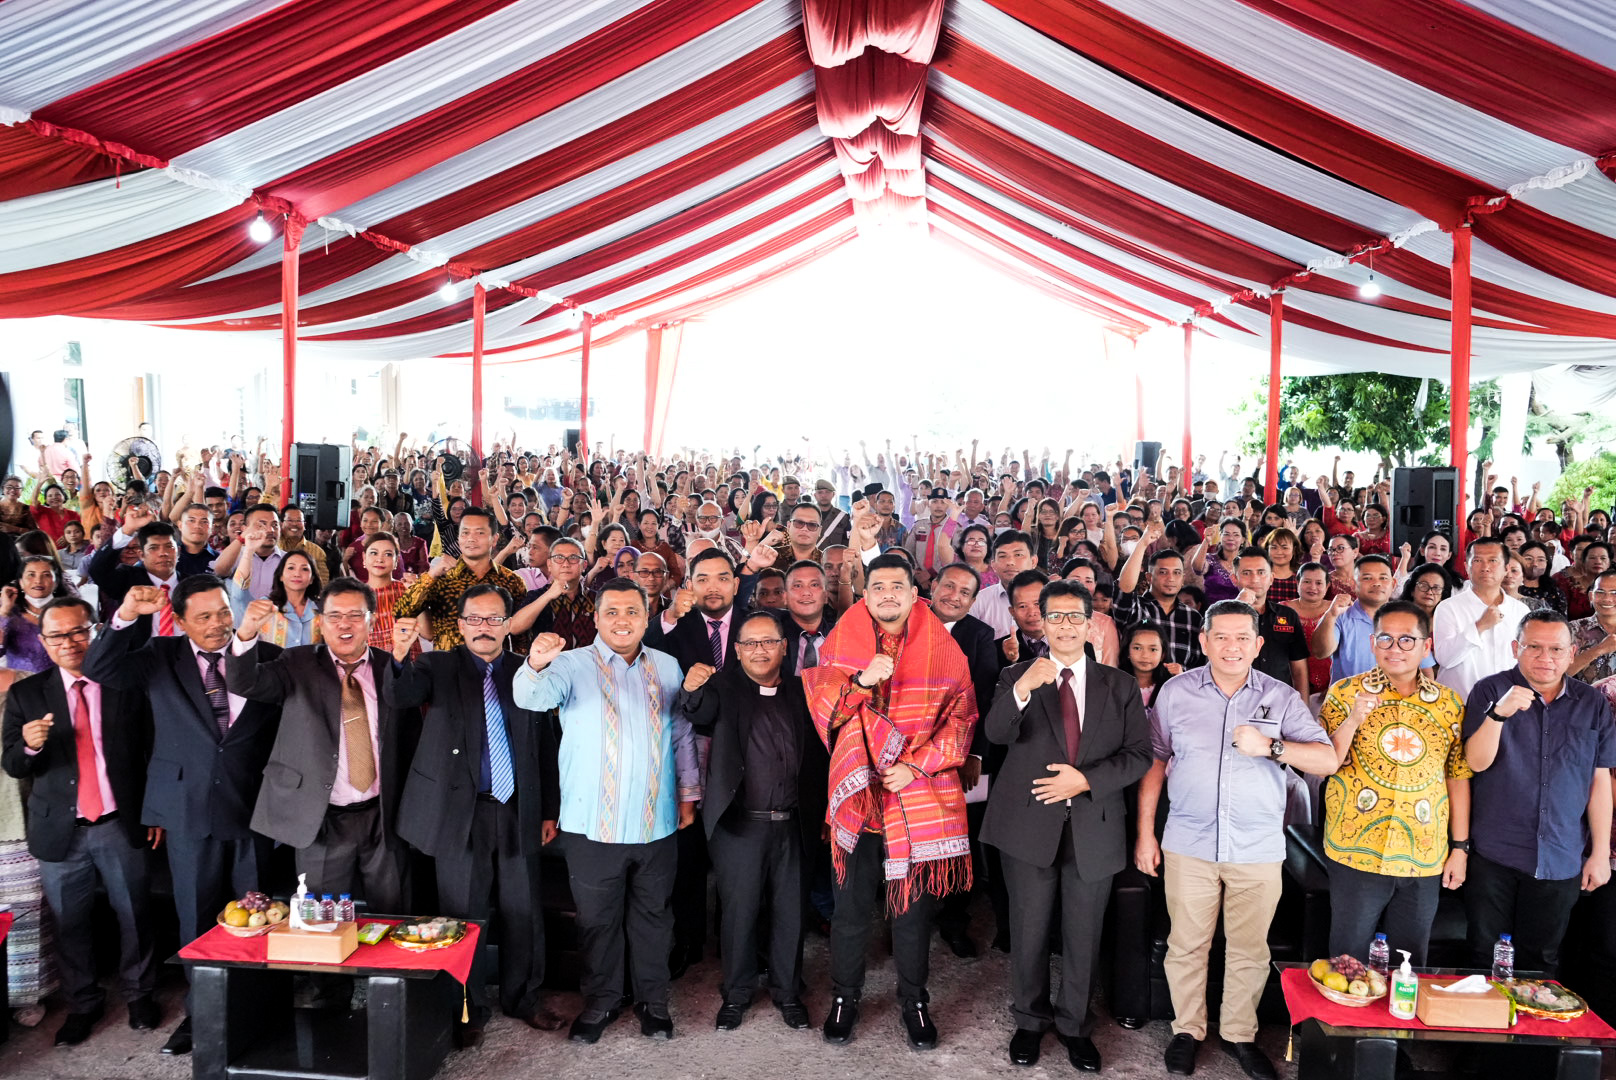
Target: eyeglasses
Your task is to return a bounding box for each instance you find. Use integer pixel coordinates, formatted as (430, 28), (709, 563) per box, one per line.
(1593, 589), (1616, 599)
(635, 568), (667, 578)
(42, 626), (92, 644)
(1043, 611), (1089, 626)
(1519, 643), (1573, 657)
(790, 520), (819, 529)
(549, 554), (584, 565)
(321, 611), (371, 624)
(1413, 582), (1446, 594)
(1372, 633), (1427, 651)
(460, 615), (509, 627)
(736, 638), (784, 650)
(696, 515), (720, 524)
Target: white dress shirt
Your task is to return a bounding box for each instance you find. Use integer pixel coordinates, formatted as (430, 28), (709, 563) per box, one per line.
(1431, 585), (1530, 699)
(1013, 654), (1089, 718)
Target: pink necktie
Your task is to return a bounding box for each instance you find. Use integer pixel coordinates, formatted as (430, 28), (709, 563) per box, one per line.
(158, 584), (175, 637)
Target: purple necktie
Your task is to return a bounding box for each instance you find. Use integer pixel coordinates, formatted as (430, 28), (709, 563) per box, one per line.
(1059, 668), (1081, 764)
(708, 619), (724, 669)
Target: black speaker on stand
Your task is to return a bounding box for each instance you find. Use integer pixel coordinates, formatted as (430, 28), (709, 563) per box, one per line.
(291, 442), (352, 531)
(1133, 441), (1163, 475)
(564, 427), (582, 457)
(1392, 467), (1459, 554)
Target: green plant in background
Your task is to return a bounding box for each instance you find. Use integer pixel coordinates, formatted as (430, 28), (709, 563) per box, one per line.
(1546, 452), (1616, 517)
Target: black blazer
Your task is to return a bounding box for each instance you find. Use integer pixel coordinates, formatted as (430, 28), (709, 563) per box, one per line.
(83, 621), (282, 841)
(1, 667), (153, 861)
(87, 542), (163, 623)
(384, 648), (559, 859)
(645, 606), (741, 673)
(677, 665), (827, 851)
(980, 659), (1151, 874)
(780, 613), (833, 679)
(949, 615), (1001, 762)
(226, 643), (417, 850)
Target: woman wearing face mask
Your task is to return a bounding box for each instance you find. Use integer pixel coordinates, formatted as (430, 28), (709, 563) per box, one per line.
(1194, 519), (1247, 604)
(0, 557), (68, 673)
(1288, 562), (1336, 704)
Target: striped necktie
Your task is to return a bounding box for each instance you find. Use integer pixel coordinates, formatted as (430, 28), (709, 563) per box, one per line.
(708, 618), (724, 669)
(201, 652), (230, 738)
(158, 583), (175, 637)
(482, 664), (515, 803)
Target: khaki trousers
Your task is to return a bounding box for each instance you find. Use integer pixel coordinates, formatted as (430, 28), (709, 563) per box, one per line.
(1162, 850), (1282, 1042)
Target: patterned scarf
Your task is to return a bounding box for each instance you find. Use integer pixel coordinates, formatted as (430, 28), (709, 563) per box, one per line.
(804, 601), (978, 913)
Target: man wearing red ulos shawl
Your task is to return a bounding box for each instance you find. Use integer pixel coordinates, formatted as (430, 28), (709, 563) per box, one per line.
(805, 551), (977, 1052)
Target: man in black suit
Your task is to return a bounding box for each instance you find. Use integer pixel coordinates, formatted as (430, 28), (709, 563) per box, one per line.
(930, 563), (1010, 956)
(998, 569), (1053, 666)
(677, 609), (828, 1031)
(226, 579), (412, 913)
(779, 561), (832, 678)
(982, 579), (1151, 1072)
(88, 507), (182, 627)
(386, 584), (563, 1043)
(83, 574), (282, 1056)
(2, 597), (160, 1045)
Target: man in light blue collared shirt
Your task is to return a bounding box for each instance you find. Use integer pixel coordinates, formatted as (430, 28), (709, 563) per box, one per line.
(515, 578), (698, 1043)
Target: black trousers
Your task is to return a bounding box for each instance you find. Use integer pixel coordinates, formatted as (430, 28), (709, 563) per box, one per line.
(167, 831), (272, 1013)
(295, 800), (406, 915)
(1325, 859), (1442, 966)
(565, 831), (677, 1014)
(938, 799), (1009, 941)
(829, 833), (937, 1009)
(672, 815), (710, 954)
(436, 796), (545, 1023)
(38, 817), (155, 1013)
(1566, 878), (1616, 1021)
(1000, 825), (1111, 1038)
(709, 811), (805, 1004)
(1463, 851), (1581, 975)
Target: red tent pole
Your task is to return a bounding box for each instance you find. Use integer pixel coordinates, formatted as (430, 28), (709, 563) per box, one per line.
(1134, 336), (1145, 445)
(578, 313), (593, 460)
(1180, 324), (1192, 487)
(470, 283), (486, 506)
(1266, 294), (1284, 503)
(644, 325), (661, 455)
(278, 217), (304, 508)
(1450, 225), (1472, 516)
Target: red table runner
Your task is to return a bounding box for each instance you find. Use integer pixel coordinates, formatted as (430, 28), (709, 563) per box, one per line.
(1280, 968), (1616, 1040)
(0, 911), (13, 945)
(179, 919), (478, 987)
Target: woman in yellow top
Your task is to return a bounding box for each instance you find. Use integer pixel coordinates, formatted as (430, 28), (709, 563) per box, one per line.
(1318, 599), (1471, 965)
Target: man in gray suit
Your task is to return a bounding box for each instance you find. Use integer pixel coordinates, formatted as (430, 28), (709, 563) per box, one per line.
(982, 579), (1152, 1072)
(227, 579), (412, 911)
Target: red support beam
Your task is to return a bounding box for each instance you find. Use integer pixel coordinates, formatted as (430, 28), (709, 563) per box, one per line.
(578, 313), (594, 459)
(644, 325), (661, 455)
(1134, 338), (1145, 444)
(1266, 293), (1284, 504)
(1181, 323), (1193, 489)
(278, 217), (305, 508)
(1450, 225), (1472, 516)
(470, 282), (486, 506)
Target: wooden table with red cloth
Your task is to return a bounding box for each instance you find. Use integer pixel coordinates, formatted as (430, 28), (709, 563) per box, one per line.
(175, 918), (480, 1080)
(1278, 964), (1616, 1080)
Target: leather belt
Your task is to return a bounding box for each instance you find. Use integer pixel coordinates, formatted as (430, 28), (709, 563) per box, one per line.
(742, 808), (796, 822)
(75, 810), (119, 828)
(476, 793), (508, 804)
(329, 796), (379, 815)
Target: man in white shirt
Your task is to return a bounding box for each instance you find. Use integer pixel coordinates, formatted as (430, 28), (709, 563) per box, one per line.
(969, 531), (1040, 640)
(1433, 537), (1530, 698)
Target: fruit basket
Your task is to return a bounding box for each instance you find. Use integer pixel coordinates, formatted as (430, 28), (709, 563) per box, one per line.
(1308, 956), (1389, 1008)
(1501, 980), (1588, 1022)
(388, 917), (467, 952)
(217, 913), (278, 938)
(217, 892), (289, 938)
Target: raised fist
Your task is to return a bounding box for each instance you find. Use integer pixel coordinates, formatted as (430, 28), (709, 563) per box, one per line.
(528, 632), (567, 670)
(391, 617), (419, 660)
(120, 585), (168, 620)
(238, 597), (277, 639)
(428, 554), (458, 578)
(682, 663), (715, 692)
(1330, 593), (1354, 617)
(669, 587), (696, 620)
(856, 654), (895, 688)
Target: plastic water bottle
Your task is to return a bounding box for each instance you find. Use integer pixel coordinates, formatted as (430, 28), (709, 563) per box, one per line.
(1491, 934), (1515, 982)
(298, 894), (320, 924)
(336, 894), (355, 922)
(319, 893), (336, 922)
(1368, 933), (1391, 979)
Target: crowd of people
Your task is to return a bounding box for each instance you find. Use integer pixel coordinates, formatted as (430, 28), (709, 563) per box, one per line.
(2, 428), (1614, 1080)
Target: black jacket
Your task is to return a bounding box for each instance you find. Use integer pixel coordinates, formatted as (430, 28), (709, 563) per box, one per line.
(87, 541), (166, 624)
(83, 621), (282, 840)
(980, 659), (1151, 873)
(1, 667), (153, 861)
(645, 605), (742, 673)
(677, 665), (827, 851)
(227, 643), (418, 850)
(780, 612), (833, 679)
(384, 648), (559, 859)
(948, 614), (1001, 762)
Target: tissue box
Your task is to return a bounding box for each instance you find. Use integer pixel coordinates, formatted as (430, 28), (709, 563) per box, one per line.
(265, 921), (358, 965)
(1415, 979), (1512, 1029)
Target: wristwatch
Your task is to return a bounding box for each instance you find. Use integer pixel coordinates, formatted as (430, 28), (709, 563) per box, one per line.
(1451, 839), (1473, 854)
(1269, 738), (1286, 761)
(1485, 707), (1508, 723)
(851, 670), (867, 689)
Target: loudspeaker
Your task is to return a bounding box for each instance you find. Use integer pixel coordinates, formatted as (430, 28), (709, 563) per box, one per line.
(564, 427), (582, 456)
(1133, 441), (1163, 474)
(291, 442), (352, 530)
(1392, 467), (1459, 554)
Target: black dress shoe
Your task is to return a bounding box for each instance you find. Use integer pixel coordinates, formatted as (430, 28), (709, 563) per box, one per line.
(715, 1001), (747, 1030)
(127, 995), (160, 1031)
(522, 1005), (567, 1031)
(940, 929), (979, 959)
(568, 1006), (622, 1044)
(901, 1002), (938, 1051)
(1223, 1040), (1277, 1080)
(1165, 1032), (1200, 1075)
(668, 943), (698, 980)
(775, 999), (811, 1029)
(1114, 1015), (1146, 1030)
(822, 995), (858, 1044)
(160, 1017), (193, 1055)
(55, 1006), (103, 1047)
(1008, 1028), (1042, 1066)
(1062, 1034), (1101, 1072)
(635, 1002), (673, 1039)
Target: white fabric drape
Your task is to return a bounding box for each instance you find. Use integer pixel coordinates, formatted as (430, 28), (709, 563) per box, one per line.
(1464, 0), (1616, 73)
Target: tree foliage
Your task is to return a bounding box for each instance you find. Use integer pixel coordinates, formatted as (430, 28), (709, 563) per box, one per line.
(1546, 452), (1616, 518)
(1239, 374), (1451, 466)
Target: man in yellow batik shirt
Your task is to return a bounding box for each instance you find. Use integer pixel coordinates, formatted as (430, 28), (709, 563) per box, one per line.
(1319, 600), (1472, 965)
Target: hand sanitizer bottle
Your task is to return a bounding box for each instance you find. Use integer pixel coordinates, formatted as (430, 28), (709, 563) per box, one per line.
(1389, 949), (1418, 1020)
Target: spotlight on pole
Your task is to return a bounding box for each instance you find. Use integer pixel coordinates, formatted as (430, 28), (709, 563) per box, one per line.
(248, 215), (273, 244)
(438, 279), (459, 303)
(1359, 273), (1382, 299)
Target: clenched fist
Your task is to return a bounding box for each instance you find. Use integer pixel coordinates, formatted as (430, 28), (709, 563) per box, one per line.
(428, 554), (458, 578)
(392, 617), (420, 660)
(683, 663), (715, 693)
(668, 587), (696, 620)
(855, 654), (895, 688)
(1014, 656), (1059, 700)
(120, 503), (155, 534)
(1491, 684), (1537, 719)
(21, 711), (53, 751)
(528, 632), (567, 671)
(237, 597), (278, 640)
(119, 585), (168, 622)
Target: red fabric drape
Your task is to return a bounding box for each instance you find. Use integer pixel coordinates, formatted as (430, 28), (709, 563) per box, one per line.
(1238, 0), (1616, 154)
(471, 283), (486, 462)
(832, 127), (922, 171)
(802, 0), (945, 66)
(1450, 226), (1473, 486)
(813, 51), (929, 138)
(1182, 324), (1194, 480)
(1266, 295), (1284, 502)
(266, 0), (762, 220)
(0, 125), (122, 203)
(1364, 247), (1616, 338)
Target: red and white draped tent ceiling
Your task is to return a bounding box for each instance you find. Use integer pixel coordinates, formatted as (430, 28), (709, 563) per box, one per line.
(3, 0), (1616, 482)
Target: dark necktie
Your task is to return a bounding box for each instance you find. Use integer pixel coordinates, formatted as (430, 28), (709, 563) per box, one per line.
(339, 660), (377, 792)
(709, 618), (724, 669)
(801, 633), (820, 671)
(1058, 668), (1081, 764)
(1031, 638), (1049, 659)
(201, 652), (230, 739)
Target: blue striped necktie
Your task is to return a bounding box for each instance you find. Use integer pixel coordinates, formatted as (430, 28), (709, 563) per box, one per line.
(708, 618), (724, 668)
(482, 665), (515, 803)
